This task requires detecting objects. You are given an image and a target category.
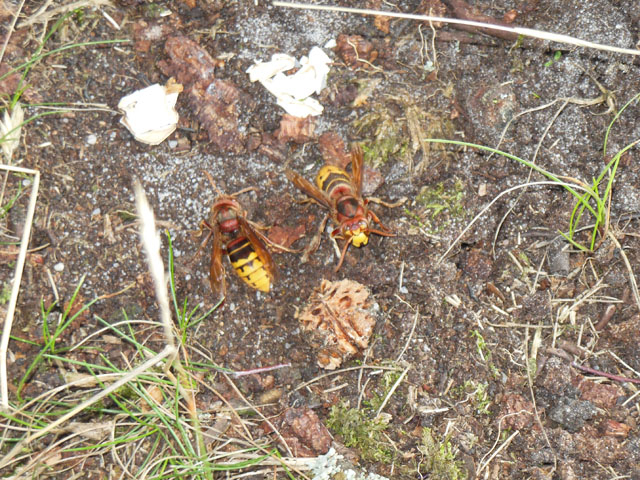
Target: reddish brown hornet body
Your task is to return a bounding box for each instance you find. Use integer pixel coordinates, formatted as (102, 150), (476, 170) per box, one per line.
(201, 182), (276, 300)
(286, 146), (393, 270)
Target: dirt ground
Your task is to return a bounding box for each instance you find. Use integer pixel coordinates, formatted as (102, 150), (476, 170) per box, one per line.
(2, 0), (640, 478)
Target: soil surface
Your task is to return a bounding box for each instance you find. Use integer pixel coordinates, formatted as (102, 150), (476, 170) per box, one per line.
(2, 0), (640, 478)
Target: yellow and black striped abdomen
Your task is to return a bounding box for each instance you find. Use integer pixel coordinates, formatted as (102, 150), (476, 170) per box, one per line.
(316, 165), (352, 195)
(227, 238), (271, 292)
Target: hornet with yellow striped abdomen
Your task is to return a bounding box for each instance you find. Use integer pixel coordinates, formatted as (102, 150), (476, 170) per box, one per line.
(199, 173), (277, 301)
(286, 145), (394, 271)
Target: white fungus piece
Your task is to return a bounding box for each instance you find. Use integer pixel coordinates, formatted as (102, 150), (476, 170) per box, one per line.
(118, 80), (182, 145)
(246, 46), (332, 117)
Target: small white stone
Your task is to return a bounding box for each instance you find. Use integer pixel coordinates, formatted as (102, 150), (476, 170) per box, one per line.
(86, 134), (97, 145)
(53, 263), (64, 272)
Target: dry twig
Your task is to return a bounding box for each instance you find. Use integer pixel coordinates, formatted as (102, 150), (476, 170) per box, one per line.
(0, 166), (39, 411)
(274, 2), (640, 56)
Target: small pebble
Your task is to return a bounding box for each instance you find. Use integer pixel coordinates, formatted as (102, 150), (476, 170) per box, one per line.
(53, 263), (64, 272)
(168, 140), (178, 149)
(86, 134), (97, 145)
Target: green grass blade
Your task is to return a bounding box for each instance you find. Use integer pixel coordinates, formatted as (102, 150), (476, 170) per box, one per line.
(424, 139), (600, 218)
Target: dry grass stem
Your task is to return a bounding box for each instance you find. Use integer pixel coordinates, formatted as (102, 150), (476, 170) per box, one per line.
(552, 279), (606, 323)
(375, 365), (410, 418)
(0, 103), (25, 162)
(134, 180), (175, 349)
(0, 166), (39, 411)
(222, 372), (294, 458)
(0, 0), (25, 65)
(438, 181), (590, 265)
(608, 351), (640, 382)
(492, 99), (569, 257)
(477, 429), (519, 476)
(18, 0), (113, 28)
(607, 230), (640, 313)
(396, 309), (419, 362)
(273, 2), (640, 56)
(292, 364), (403, 393)
(34, 103), (115, 113)
(524, 329), (557, 474)
(0, 344), (175, 471)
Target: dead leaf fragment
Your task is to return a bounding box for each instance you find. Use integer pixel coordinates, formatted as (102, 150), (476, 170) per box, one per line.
(351, 78), (381, 108)
(118, 81), (181, 145)
(65, 422), (112, 441)
(577, 378), (624, 409)
(299, 279), (376, 369)
(189, 79), (245, 153)
(268, 224), (305, 248)
(575, 426), (626, 464)
(132, 20), (173, 53)
(499, 393), (534, 430)
(318, 132), (351, 168)
(278, 407), (332, 456)
(275, 114), (316, 144)
(503, 9), (518, 23)
(599, 419), (630, 438)
(335, 34), (378, 68)
(416, 0), (447, 28)
(140, 384), (164, 412)
(445, 0), (518, 41)
(374, 15), (390, 33)
(368, 0), (390, 32)
(247, 47), (331, 117)
(161, 35), (217, 86)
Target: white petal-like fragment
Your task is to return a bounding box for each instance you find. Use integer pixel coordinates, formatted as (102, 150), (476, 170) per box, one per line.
(0, 103), (24, 162)
(246, 53), (296, 82)
(118, 82), (181, 145)
(305, 46), (332, 94)
(247, 47), (332, 117)
(276, 95), (324, 117)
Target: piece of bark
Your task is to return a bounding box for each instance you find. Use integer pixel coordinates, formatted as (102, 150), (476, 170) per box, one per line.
(159, 35), (246, 152)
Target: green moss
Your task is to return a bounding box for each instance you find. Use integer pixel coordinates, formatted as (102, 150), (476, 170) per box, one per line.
(470, 329), (501, 380)
(326, 402), (393, 463)
(73, 8), (85, 25)
(415, 179), (465, 218)
(0, 282), (11, 305)
(352, 90), (457, 170)
(355, 106), (409, 167)
(452, 380), (491, 416)
(418, 428), (467, 480)
(406, 179), (467, 234)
